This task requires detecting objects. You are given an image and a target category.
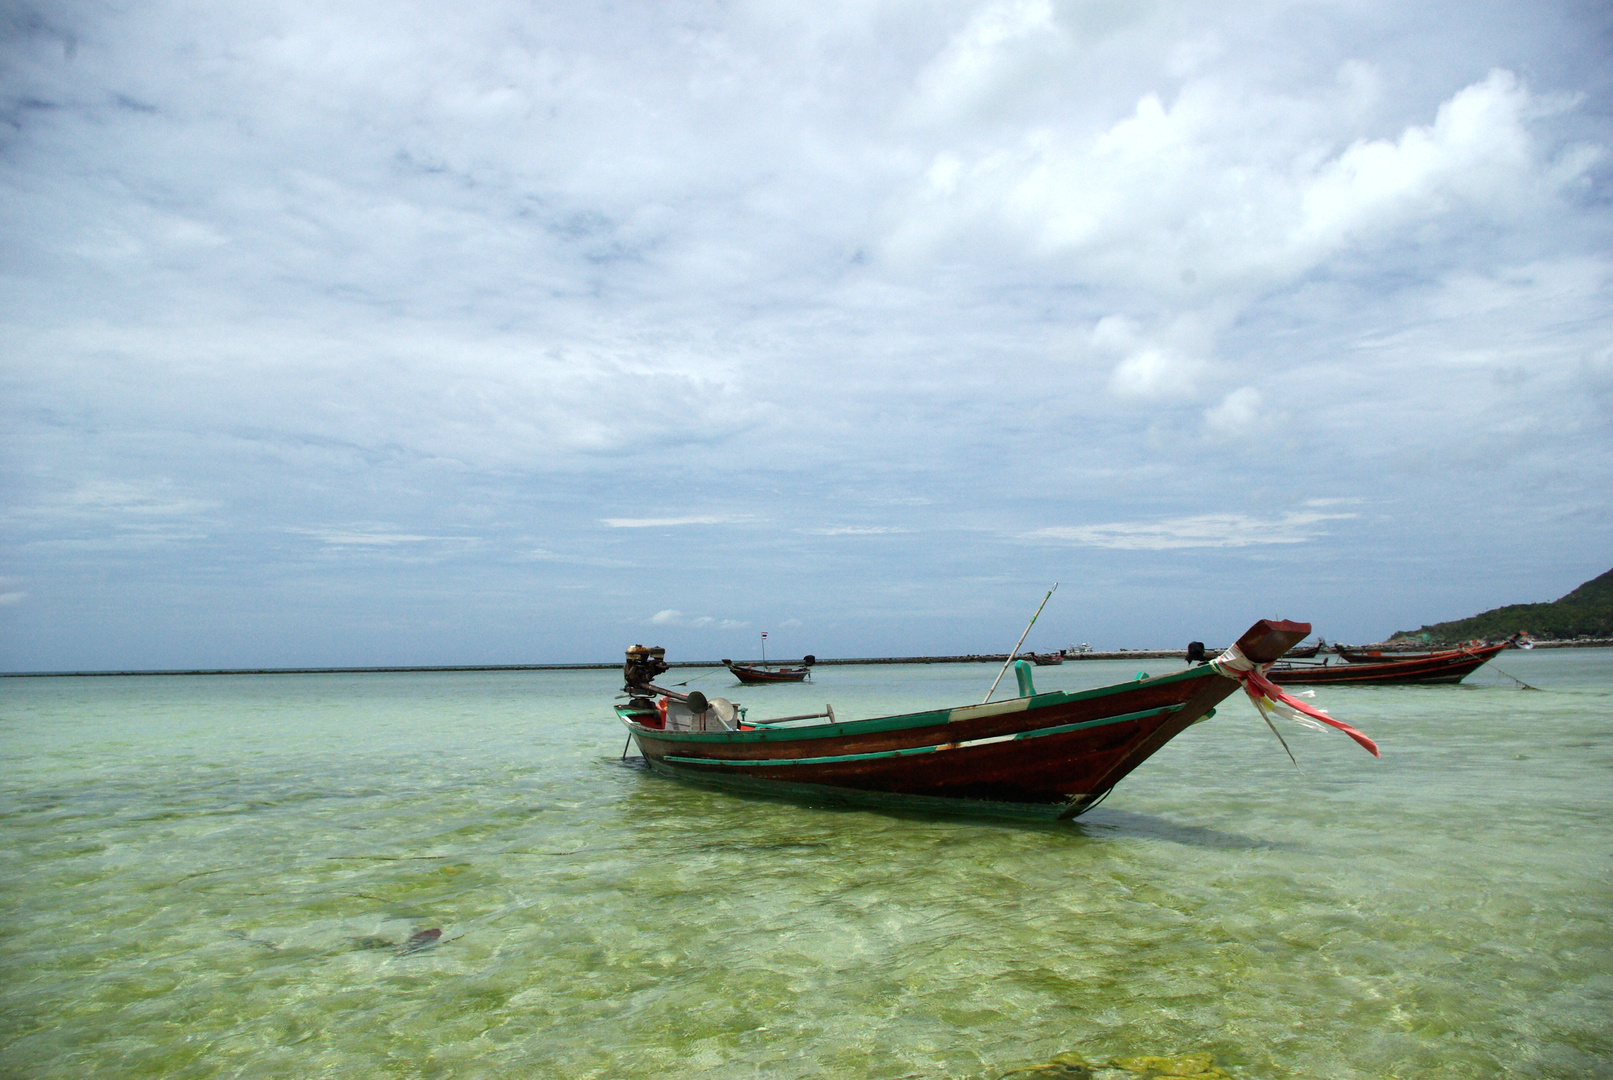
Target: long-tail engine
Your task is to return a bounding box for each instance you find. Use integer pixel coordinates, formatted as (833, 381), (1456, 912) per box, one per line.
(623, 644), (669, 693)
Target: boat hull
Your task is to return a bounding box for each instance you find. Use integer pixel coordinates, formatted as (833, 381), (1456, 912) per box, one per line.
(1267, 643), (1506, 685)
(726, 663), (810, 684)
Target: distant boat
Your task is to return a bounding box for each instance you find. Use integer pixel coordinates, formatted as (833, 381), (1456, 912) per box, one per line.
(1334, 642), (1490, 663)
(724, 657), (813, 684)
(615, 620), (1377, 821)
(1266, 642), (1508, 686)
(1282, 639), (1323, 658)
(1026, 651), (1063, 666)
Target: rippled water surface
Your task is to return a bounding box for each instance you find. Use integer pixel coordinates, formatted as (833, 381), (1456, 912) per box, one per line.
(3, 650), (1610, 1079)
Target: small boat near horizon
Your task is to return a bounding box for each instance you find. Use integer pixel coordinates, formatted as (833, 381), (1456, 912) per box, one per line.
(1334, 640), (1504, 664)
(723, 631), (814, 684)
(615, 621), (1377, 821)
(1266, 642), (1509, 686)
(1282, 639), (1324, 659)
(723, 657), (814, 684)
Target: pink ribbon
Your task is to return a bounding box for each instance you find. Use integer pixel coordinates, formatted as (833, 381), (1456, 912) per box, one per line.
(1240, 666), (1380, 757)
(1213, 645), (1380, 758)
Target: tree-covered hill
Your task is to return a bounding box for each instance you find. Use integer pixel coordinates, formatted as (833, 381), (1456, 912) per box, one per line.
(1392, 567), (1613, 642)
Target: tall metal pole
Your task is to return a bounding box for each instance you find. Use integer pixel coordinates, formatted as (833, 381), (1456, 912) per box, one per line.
(984, 583), (1058, 703)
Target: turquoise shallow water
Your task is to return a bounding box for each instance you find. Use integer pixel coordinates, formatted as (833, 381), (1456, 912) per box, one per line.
(1, 650), (1610, 1079)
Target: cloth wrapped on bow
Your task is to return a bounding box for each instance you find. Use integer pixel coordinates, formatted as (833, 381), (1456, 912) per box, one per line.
(1213, 644), (1380, 758)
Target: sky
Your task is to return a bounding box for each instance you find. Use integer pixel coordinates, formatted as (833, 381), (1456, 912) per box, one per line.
(3, 0), (1611, 671)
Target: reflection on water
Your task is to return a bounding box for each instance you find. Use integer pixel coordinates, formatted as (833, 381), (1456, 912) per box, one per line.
(1, 650), (1610, 1078)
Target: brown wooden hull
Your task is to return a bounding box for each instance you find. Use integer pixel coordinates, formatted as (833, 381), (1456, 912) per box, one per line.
(726, 662), (810, 684)
(1337, 646), (1451, 663)
(1282, 644), (1321, 658)
(1267, 643), (1506, 685)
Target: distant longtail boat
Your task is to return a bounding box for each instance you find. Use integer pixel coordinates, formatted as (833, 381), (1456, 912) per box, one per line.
(1266, 642), (1508, 685)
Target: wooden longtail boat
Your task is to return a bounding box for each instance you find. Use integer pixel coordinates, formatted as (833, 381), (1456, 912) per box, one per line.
(723, 657), (813, 684)
(616, 620), (1368, 821)
(1334, 641), (1498, 664)
(1282, 641), (1322, 659)
(1266, 642), (1507, 686)
(1027, 651), (1064, 666)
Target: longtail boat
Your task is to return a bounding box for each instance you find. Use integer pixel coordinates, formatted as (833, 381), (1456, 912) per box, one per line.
(615, 622), (1376, 821)
(1266, 642), (1507, 686)
(1334, 641), (1498, 664)
(1282, 640), (1323, 659)
(723, 656), (813, 684)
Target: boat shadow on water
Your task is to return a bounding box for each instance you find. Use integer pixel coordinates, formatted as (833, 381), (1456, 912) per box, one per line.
(609, 755), (1296, 851)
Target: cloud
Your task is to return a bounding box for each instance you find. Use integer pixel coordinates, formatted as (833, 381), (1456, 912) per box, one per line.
(288, 528), (464, 546)
(1204, 387), (1264, 438)
(602, 516), (751, 528)
(11, 480), (216, 525)
(885, 68), (1594, 295)
(1027, 510), (1357, 550)
(521, 548), (638, 568)
(0, 2), (1607, 669)
(0, 591), (27, 606)
(646, 610), (748, 629)
(806, 526), (907, 535)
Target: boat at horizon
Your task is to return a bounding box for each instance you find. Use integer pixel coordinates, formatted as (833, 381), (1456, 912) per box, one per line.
(615, 621), (1376, 821)
(1266, 642), (1508, 685)
(1334, 640), (1506, 663)
(723, 657), (814, 684)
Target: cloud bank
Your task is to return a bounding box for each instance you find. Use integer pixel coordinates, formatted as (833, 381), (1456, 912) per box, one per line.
(2, 0), (1609, 668)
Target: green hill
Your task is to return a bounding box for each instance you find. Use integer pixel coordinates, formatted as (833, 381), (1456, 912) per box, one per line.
(1392, 567), (1613, 643)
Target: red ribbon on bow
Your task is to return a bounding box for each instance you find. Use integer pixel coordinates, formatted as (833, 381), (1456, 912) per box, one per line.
(1237, 665), (1380, 758)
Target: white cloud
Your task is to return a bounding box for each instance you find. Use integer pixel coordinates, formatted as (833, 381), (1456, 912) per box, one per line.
(1204, 387), (1264, 438)
(0, 2), (1607, 668)
(1087, 313), (1209, 400)
(885, 68), (1595, 295)
(646, 609), (748, 630)
(288, 528), (461, 546)
(0, 591), (27, 606)
(904, 0), (1065, 128)
(807, 526), (906, 535)
(602, 516), (750, 528)
(1027, 510), (1357, 550)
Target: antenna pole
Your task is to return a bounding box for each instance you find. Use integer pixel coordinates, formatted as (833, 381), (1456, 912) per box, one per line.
(984, 584), (1058, 704)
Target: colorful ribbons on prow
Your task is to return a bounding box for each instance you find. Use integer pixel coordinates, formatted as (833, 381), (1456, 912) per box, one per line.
(1212, 644), (1380, 757)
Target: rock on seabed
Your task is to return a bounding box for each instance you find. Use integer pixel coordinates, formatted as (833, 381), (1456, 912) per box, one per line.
(999, 1050), (1233, 1080)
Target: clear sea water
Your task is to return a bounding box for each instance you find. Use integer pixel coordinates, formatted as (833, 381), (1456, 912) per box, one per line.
(2, 650), (1609, 1080)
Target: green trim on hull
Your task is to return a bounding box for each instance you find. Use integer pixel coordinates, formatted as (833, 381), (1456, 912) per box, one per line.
(613, 663), (1215, 746)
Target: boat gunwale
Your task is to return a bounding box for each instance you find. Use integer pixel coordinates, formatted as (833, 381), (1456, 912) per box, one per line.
(614, 663), (1216, 745)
